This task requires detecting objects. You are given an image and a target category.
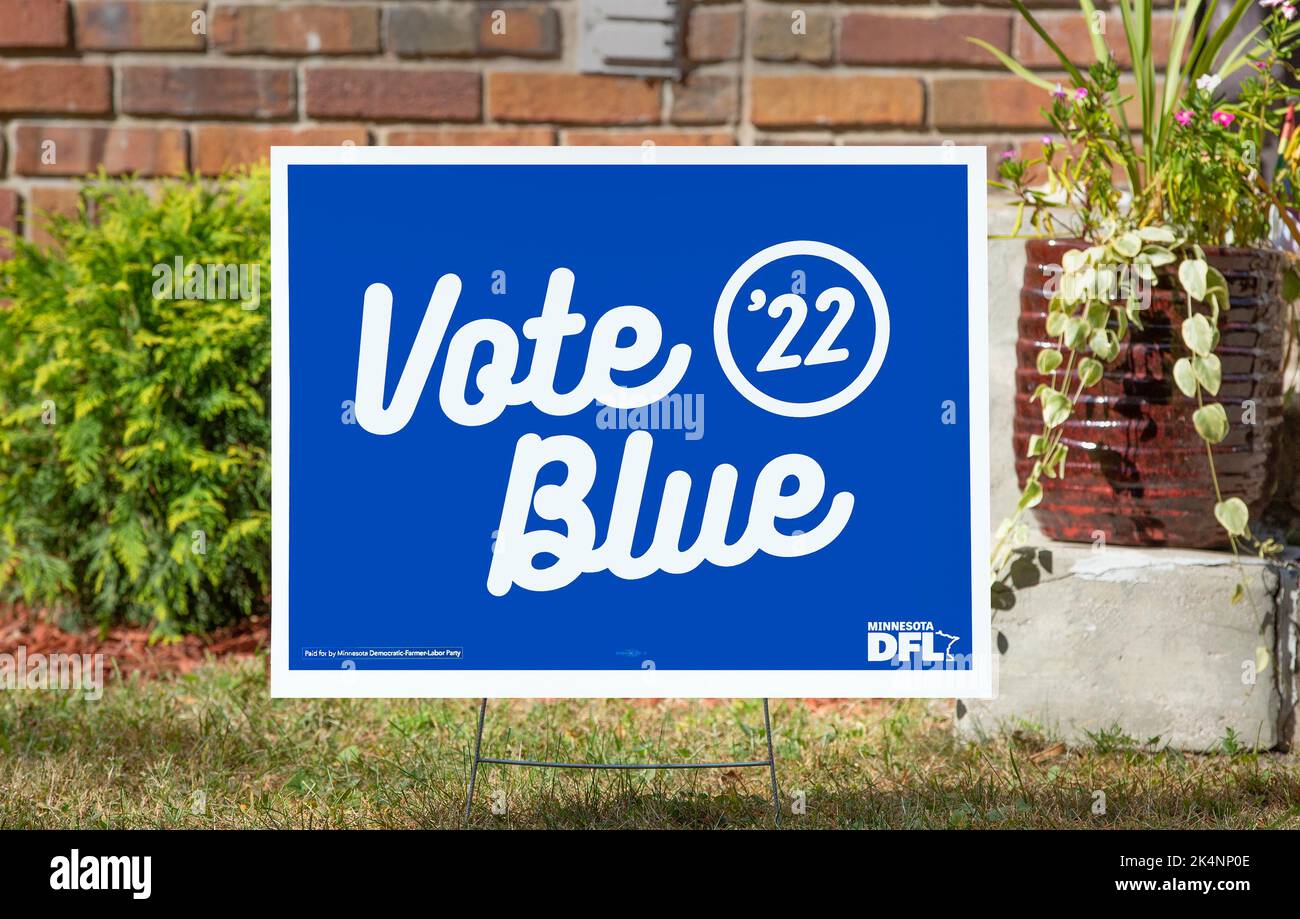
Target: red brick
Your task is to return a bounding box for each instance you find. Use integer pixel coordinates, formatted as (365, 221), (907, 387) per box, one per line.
(192, 125), (369, 174)
(840, 12), (1010, 66)
(751, 75), (924, 128)
(0, 63), (112, 116)
(1014, 11), (1106, 66)
(753, 10), (833, 63)
(1014, 11), (1173, 68)
(1117, 78), (1153, 123)
(753, 133), (836, 145)
(211, 4), (379, 55)
(385, 127), (556, 145)
(14, 125), (187, 176)
(306, 68), (480, 121)
(478, 5), (560, 58)
(76, 1), (205, 51)
(687, 7), (741, 63)
(671, 74), (737, 126)
(489, 73), (660, 125)
(0, 0), (69, 48)
(991, 1), (1170, 6)
(27, 185), (82, 248)
(0, 189), (19, 261)
(386, 6), (475, 56)
(944, 0), (1095, 5)
(121, 65), (295, 119)
(563, 130), (735, 145)
(933, 77), (1052, 130)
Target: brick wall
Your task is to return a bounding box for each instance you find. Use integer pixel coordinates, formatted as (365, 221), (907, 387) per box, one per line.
(0, 0), (1164, 248)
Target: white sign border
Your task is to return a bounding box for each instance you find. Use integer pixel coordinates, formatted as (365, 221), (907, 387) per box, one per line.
(271, 145), (991, 699)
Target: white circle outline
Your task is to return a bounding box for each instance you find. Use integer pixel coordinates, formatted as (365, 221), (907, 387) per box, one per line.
(713, 240), (891, 418)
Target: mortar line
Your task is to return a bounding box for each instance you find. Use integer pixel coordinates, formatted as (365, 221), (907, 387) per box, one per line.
(739, 0), (755, 146)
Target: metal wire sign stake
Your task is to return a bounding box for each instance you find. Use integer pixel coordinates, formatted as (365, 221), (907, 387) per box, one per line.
(464, 698), (782, 827)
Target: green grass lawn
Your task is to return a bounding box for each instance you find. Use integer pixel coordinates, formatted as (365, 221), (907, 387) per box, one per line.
(2, 655), (1297, 829)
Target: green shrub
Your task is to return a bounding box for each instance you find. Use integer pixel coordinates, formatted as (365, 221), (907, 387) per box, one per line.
(0, 170), (270, 636)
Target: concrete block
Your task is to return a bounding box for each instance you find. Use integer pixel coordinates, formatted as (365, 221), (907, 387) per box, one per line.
(958, 543), (1298, 751)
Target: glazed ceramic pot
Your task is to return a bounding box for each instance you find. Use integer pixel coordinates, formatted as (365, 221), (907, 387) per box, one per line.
(1013, 238), (1288, 547)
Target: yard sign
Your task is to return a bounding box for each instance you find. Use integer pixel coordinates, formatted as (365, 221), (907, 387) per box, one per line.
(271, 146), (991, 698)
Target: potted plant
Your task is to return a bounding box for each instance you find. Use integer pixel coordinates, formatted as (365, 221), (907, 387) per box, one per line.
(976, 0), (1297, 600)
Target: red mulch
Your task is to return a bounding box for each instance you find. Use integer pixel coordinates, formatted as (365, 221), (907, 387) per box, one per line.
(0, 612), (869, 712)
(0, 609), (269, 679)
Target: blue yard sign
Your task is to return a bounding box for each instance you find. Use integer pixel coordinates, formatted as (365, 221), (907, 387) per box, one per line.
(271, 147), (991, 698)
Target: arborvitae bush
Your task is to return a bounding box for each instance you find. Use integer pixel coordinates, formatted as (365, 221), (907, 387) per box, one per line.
(0, 170), (270, 636)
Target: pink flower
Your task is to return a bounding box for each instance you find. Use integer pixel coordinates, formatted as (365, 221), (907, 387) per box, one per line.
(1074, 87), (1089, 102)
(1284, 3), (1297, 19)
(1052, 83), (1068, 100)
(1262, 0), (1283, 7)
(1000, 149), (1015, 161)
(1041, 135), (1053, 145)
(1175, 109), (1194, 126)
(1212, 110), (1236, 127)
